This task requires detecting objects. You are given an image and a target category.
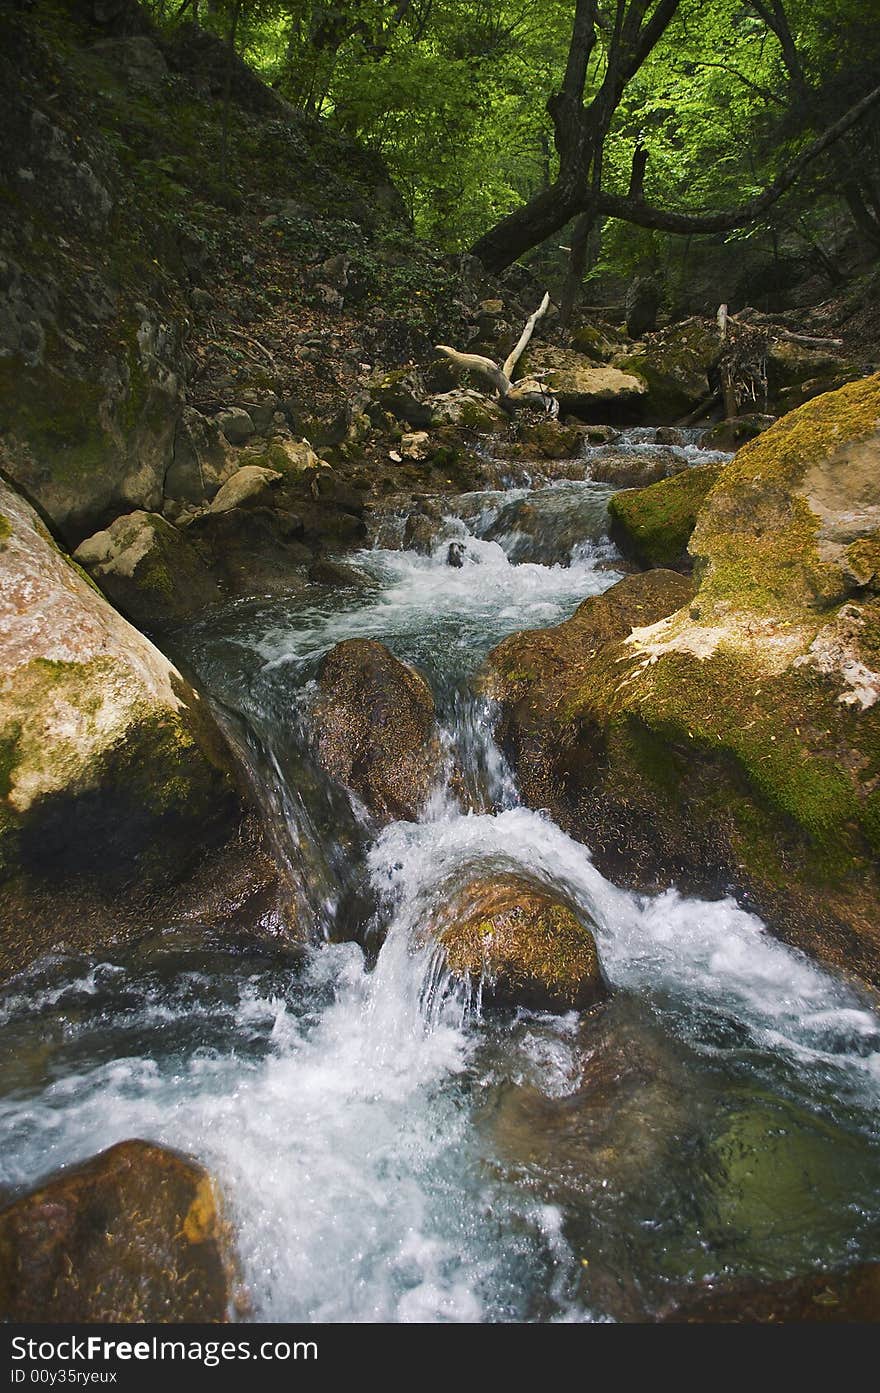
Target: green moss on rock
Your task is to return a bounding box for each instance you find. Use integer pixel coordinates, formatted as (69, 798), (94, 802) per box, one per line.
(482, 380), (880, 992)
(607, 462), (723, 569)
(430, 875), (609, 1012)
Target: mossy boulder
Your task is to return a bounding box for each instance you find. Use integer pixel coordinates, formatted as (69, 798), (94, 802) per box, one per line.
(74, 510), (222, 628)
(616, 318), (722, 422)
(0, 1140), (237, 1322)
(426, 389), (508, 434)
(312, 638), (442, 824)
(506, 421), (584, 459)
(607, 463), (723, 569)
(368, 369), (434, 429)
(0, 306), (185, 548)
(767, 339), (855, 399)
(570, 322), (622, 362)
(482, 375), (880, 989)
(0, 476), (241, 979)
(429, 874), (608, 1013)
(700, 413), (776, 452)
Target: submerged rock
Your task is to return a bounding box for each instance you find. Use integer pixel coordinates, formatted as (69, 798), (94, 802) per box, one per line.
(607, 462), (723, 569)
(0, 476), (240, 979)
(0, 1140), (237, 1322)
(429, 875), (608, 1013)
(483, 375), (880, 989)
(665, 1262), (880, 1323)
(312, 638), (442, 824)
(484, 996), (693, 1319)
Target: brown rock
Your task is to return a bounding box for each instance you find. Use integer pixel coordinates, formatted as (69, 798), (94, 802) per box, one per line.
(429, 874), (609, 1012)
(665, 1262), (880, 1323)
(312, 638), (442, 824)
(0, 1141), (238, 1322)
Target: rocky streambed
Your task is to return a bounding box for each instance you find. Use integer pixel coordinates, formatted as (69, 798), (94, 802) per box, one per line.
(2, 401), (880, 1323)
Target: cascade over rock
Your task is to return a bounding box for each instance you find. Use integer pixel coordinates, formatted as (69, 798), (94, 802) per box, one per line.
(483, 376), (880, 989)
(427, 874), (609, 1013)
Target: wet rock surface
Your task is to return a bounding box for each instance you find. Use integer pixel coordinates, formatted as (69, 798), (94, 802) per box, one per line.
(312, 638), (442, 824)
(664, 1262), (880, 1323)
(485, 376), (880, 989)
(74, 509), (222, 627)
(429, 875), (609, 1013)
(607, 462), (723, 569)
(0, 1140), (237, 1322)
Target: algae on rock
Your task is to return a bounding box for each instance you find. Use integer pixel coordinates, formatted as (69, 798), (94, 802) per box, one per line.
(0, 476), (240, 979)
(483, 375), (880, 989)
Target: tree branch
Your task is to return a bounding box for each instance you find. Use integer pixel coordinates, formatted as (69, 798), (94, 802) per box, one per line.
(503, 291), (551, 379)
(595, 80), (880, 233)
(688, 59), (785, 107)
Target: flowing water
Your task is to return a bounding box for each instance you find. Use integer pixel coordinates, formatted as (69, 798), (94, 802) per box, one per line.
(2, 431), (880, 1321)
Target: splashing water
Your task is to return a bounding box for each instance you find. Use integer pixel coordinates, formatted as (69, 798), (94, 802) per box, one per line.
(1, 468), (879, 1322)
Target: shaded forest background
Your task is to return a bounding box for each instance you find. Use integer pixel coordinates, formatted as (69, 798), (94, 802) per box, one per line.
(143, 0), (880, 316)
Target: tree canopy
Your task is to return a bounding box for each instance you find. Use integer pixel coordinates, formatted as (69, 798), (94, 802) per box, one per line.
(146, 0), (880, 306)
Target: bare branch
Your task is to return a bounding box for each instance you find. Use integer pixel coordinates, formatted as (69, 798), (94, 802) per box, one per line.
(596, 80), (880, 233)
(434, 348), (511, 395)
(435, 295), (557, 414)
(503, 292), (551, 380)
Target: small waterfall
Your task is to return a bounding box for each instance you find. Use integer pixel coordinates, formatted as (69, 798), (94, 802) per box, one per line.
(2, 447), (879, 1322)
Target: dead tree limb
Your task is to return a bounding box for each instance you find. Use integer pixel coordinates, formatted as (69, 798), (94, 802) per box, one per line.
(436, 294), (557, 414)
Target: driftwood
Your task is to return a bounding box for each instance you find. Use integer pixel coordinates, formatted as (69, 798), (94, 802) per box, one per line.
(436, 293), (559, 416)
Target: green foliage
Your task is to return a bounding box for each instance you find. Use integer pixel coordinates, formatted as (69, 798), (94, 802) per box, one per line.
(143, 0), (880, 288)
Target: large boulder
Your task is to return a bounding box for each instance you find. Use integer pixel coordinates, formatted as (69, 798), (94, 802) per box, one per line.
(0, 299), (185, 546)
(505, 420), (585, 460)
(525, 346), (646, 421)
(209, 463), (282, 513)
(428, 874), (609, 1012)
(74, 510), (222, 627)
(607, 462), (723, 569)
(616, 318), (722, 421)
(0, 476), (240, 979)
(483, 375), (880, 990)
(767, 339), (859, 412)
(426, 388), (508, 433)
(164, 407), (235, 509)
(312, 638), (442, 824)
(0, 1140), (236, 1322)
